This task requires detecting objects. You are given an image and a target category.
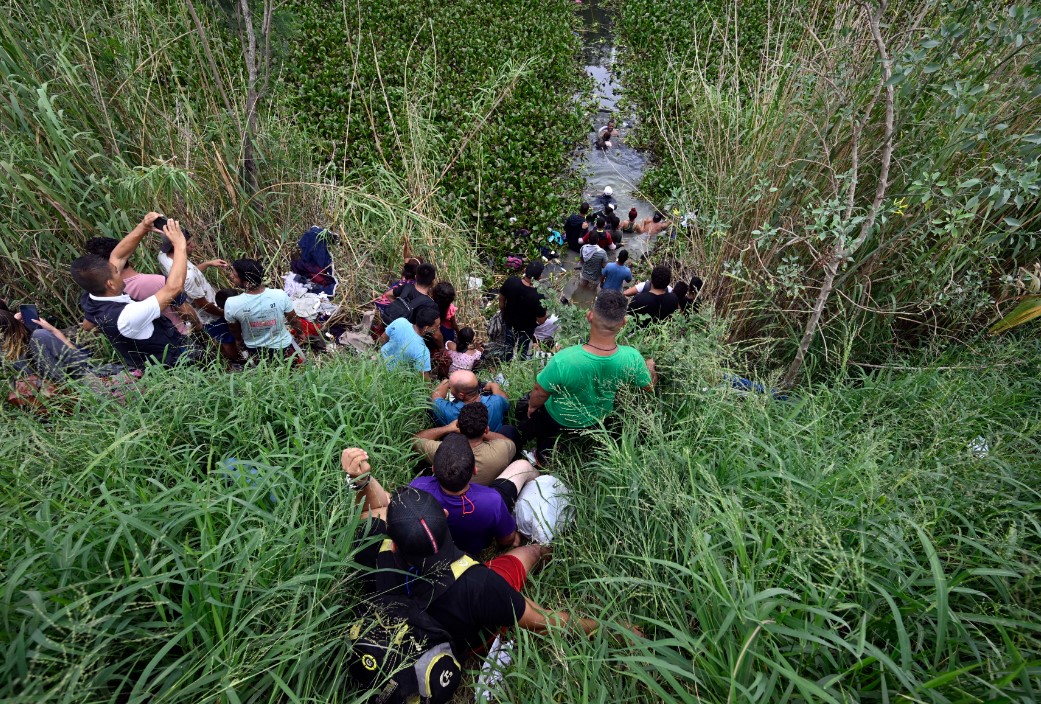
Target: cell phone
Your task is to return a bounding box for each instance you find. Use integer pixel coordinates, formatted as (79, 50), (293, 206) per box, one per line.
(152, 215), (168, 231)
(19, 304), (39, 332)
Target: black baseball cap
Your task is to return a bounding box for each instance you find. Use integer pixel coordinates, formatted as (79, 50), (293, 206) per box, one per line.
(386, 487), (465, 568)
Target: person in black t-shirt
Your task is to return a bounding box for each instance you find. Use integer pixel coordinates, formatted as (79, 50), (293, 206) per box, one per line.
(564, 203), (591, 252)
(341, 447), (623, 656)
(498, 261), (546, 361)
(629, 265), (680, 324)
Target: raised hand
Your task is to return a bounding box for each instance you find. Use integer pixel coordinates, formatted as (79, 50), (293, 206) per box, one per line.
(341, 448), (371, 478)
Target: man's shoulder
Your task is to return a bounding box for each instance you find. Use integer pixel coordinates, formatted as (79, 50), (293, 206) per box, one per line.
(409, 475), (440, 494)
(434, 397), (461, 412)
(386, 317), (409, 335)
(482, 394), (509, 411)
(616, 345), (648, 365)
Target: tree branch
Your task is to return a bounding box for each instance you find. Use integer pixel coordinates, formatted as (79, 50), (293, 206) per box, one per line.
(782, 0), (896, 387)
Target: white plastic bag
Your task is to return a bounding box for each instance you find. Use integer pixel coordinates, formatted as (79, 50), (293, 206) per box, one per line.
(474, 634), (514, 703)
(514, 475), (574, 544)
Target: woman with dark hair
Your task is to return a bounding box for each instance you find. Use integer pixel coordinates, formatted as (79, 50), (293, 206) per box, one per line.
(0, 300), (119, 382)
(374, 257), (422, 316)
(430, 281), (458, 343)
(427, 281), (457, 379)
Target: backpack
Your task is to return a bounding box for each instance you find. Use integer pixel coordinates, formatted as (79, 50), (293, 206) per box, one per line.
(382, 284), (437, 326)
(347, 541), (479, 703)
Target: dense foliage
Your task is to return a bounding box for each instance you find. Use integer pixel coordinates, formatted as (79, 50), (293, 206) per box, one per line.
(2, 319), (1039, 701)
(615, 0), (1041, 368)
(280, 0), (586, 256)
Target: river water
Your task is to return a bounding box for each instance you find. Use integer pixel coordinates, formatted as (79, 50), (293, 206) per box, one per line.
(554, 0), (658, 306)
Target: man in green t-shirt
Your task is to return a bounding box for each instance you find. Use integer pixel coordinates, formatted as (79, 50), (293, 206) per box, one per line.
(526, 290), (656, 463)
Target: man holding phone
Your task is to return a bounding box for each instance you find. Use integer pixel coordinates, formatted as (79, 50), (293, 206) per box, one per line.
(70, 212), (192, 368)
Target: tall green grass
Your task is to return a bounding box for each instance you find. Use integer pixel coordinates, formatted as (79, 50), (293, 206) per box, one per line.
(615, 0), (1041, 369)
(2, 319), (1039, 701)
(0, 0), (487, 322)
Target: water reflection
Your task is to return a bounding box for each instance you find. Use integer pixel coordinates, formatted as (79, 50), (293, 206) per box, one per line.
(553, 0), (658, 305)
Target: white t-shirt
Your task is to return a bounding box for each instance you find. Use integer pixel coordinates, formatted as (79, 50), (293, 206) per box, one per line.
(224, 288), (294, 349)
(158, 252), (220, 324)
(634, 281), (674, 294)
(89, 293), (161, 340)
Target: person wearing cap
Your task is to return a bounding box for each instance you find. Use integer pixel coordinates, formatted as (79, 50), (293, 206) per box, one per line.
(596, 186), (616, 210)
(526, 290), (657, 464)
(498, 260), (546, 361)
(343, 448), (618, 658)
(409, 433), (538, 556)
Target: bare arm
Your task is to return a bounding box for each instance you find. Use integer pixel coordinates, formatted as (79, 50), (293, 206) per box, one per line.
(414, 420), (459, 442)
(623, 284), (639, 297)
(154, 221), (188, 310)
(191, 296), (223, 318)
(285, 310), (303, 332)
(197, 259), (229, 273)
(517, 597), (598, 635)
(644, 357), (657, 389)
(177, 302), (202, 328)
(110, 212), (161, 275)
(526, 382), (551, 417)
(484, 381), (508, 399)
(30, 317), (77, 351)
(498, 293), (506, 311)
(342, 448), (392, 519)
(431, 379), (450, 401)
(228, 321), (245, 348)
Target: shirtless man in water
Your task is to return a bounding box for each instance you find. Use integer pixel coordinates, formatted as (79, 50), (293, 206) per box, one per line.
(636, 212), (670, 236)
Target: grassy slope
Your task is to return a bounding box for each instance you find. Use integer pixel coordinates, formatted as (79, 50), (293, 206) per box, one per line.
(1, 315), (1039, 702)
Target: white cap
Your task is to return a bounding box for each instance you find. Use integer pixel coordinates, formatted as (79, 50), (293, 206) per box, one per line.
(604, 186), (613, 196)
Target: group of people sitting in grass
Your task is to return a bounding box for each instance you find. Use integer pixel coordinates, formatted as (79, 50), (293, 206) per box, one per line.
(1, 213), (314, 386)
(341, 287), (658, 702)
(0, 208), (696, 701)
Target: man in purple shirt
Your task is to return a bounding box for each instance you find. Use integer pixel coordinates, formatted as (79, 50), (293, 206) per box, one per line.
(410, 434), (537, 556)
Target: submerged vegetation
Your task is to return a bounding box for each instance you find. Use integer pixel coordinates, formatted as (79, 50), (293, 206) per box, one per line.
(2, 0), (1041, 702)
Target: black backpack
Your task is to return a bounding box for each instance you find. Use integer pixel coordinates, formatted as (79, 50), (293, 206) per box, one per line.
(347, 543), (479, 703)
(381, 284), (438, 327)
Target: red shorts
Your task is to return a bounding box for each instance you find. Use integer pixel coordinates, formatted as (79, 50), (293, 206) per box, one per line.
(485, 554), (528, 591)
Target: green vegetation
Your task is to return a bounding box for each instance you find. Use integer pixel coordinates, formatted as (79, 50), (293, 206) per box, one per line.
(3, 319), (1039, 701)
(0, 0), (589, 320)
(615, 0), (1041, 372)
(281, 0), (586, 248)
(3, 0), (1041, 701)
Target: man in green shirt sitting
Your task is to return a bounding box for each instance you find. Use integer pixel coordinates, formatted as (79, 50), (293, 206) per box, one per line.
(526, 290), (656, 464)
